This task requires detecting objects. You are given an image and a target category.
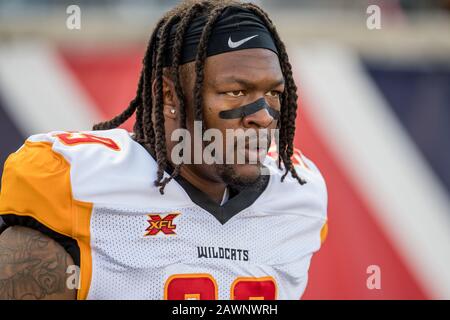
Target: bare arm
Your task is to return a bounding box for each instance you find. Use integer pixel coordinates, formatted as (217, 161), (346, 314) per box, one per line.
(0, 225), (77, 300)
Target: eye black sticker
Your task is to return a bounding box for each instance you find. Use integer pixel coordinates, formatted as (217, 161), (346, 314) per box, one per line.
(218, 97), (280, 120)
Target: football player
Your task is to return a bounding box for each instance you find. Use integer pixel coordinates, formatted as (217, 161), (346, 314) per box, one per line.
(0, 0), (327, 300)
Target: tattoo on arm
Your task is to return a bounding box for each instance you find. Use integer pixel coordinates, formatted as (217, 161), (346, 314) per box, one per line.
(0, 226), (76, 300)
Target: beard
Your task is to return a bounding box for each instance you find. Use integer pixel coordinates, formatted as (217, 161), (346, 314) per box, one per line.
(216, 163), (266, 192)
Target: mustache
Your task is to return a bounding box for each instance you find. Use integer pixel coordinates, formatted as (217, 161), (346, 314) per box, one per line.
(230, 130), (272, 149)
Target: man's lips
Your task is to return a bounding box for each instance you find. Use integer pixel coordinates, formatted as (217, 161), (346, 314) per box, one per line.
(239, 140), (270, 163)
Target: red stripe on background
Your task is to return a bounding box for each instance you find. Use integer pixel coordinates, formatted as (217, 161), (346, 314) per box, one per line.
(59, 46), (144, 131)
(59, 48), (428, 299)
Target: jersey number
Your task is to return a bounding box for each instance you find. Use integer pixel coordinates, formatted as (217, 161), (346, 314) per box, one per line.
(164, 274), (277, 300)
(54, 132), (120, 151)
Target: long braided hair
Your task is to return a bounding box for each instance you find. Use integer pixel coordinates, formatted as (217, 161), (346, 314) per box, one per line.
(92, 0), (305, 194)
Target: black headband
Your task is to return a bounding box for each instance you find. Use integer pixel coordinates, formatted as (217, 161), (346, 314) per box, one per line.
(219, 97), (280, 120)
(163, 7), (278, 67)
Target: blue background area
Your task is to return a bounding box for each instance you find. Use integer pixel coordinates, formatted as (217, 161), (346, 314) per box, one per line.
(365, 61), (450, 195)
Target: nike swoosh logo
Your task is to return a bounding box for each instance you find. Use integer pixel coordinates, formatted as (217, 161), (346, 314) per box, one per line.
(228, 35), (259, 48)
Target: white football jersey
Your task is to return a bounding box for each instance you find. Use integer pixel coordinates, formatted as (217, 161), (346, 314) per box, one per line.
(0, 128), (327, 300)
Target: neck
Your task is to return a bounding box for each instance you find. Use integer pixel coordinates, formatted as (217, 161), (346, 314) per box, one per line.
(178, 165), (227, 204)
(136, 140), (228, 204)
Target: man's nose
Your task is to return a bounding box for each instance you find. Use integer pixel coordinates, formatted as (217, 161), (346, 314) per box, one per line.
(242, 106), (275, 128)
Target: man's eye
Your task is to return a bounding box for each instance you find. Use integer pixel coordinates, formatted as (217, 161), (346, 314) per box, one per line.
(225, 90), (245, 97)
(265, 90), (281, 98)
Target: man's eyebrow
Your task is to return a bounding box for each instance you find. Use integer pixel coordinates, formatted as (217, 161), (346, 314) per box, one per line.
(213, 76), (285, 88)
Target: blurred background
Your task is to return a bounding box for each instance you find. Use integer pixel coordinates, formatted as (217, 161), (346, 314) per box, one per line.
(0, 0), (449, 299)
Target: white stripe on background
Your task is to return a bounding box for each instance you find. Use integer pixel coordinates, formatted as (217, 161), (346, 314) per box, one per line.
(0, 41), (101, 136)
(293, 44), (450, 299)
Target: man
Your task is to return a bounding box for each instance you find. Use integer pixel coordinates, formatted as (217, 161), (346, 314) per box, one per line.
(0, 0), (327, 299)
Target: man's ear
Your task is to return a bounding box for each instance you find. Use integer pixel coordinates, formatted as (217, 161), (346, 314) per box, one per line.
(152, 73), (179, 120)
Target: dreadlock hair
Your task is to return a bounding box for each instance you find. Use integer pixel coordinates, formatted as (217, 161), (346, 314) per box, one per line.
(92, 0), (306, 194)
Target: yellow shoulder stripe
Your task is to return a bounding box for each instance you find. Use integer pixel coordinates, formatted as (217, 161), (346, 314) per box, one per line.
(0, 140), (93, 300)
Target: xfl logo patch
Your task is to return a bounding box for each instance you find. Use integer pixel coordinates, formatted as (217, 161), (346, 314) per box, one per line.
(145, 213), (180, 236)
